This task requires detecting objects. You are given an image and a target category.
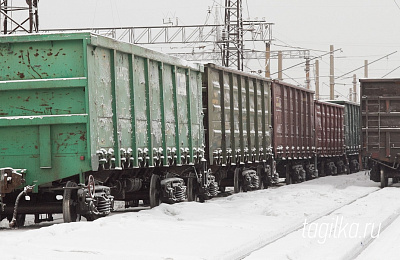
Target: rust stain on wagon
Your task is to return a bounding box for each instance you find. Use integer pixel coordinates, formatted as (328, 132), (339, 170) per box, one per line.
(80, 134), (86, 142)
(54, 49), (63, 56)
(17, 72), (25, 79)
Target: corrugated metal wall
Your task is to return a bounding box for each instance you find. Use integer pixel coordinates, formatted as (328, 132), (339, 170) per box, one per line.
(315, 100), (344, 157)
(272, 80), (315, 160)
(203, 64), (272, 166)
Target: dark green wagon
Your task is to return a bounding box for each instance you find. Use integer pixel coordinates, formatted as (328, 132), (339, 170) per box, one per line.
(327, 100), (361, 173)
(0, 32), (212, 225)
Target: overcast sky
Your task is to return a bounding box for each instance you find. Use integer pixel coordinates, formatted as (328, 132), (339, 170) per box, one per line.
(14, 0), (400, 100)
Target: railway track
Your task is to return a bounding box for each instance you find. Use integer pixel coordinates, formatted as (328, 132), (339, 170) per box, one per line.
(2, 171), (394, 260)
(353, 203), (400, 259)
(0, 189), (239, 230)
(242, 184), (400, 260)
(0, 176), (369, 234)
(350, 211), (400, 259)
(235, 188), (381, 260)
(0, 203), (150, 230)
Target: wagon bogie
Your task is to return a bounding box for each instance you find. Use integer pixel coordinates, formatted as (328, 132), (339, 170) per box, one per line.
(349, 157), (360, 173)
(304, 163), (316, 180)
(279, 160), (314, 184)
(335, 159), (349, 175)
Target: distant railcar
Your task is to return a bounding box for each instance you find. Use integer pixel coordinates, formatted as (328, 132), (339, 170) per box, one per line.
(328, 100), (361, 173)
(315, 100), (346, 176)
(271, 80), (316, 184)
(202, 64), (274, 193)
(360, 78), (400, 187)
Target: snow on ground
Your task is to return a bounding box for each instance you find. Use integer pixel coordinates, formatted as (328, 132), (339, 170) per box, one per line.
(245, 186), (400, 260)
(354, 205), (400, 260)
(0, 171), (389, 260)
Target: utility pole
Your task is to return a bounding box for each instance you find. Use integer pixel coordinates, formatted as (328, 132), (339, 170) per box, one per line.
(315, 60), (320, 99)
(265, 42), (271, 78)
(364, 60), (368, 78)
(352, 74), (357, 103)
(330, 45), (335, 100)
(349, 88), (353, 102)
(278, 51), (283, 80)
(305, 58), (310, 89)
(222, 0), (244, 70)
(213, 6), (221, 62)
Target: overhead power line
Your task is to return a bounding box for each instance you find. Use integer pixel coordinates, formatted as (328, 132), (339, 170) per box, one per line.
(270, 48), (342, 76)
(382, 65), (400, 78)
(335, 51), (397, 80)
(394, 0), (400, 11)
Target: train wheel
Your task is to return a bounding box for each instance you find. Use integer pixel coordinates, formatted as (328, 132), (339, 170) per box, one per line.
(380, 168), (388, 188)
(63, 181), (80, 223)
(149, 174), (161, 208)
(187, 173), (198, 202)
(234, 168), (242, 193)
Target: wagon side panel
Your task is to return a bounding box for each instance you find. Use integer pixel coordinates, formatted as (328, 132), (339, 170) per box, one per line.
(0, 34), (90, 187)
(203, 64), (272, 166)
(315, 100), (345, 158)
(272, 81), (315, 160)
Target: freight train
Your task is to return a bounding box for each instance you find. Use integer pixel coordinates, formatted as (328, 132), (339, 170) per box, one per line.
(0, 32), (361, 227)
(360, 78), (400, 188)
